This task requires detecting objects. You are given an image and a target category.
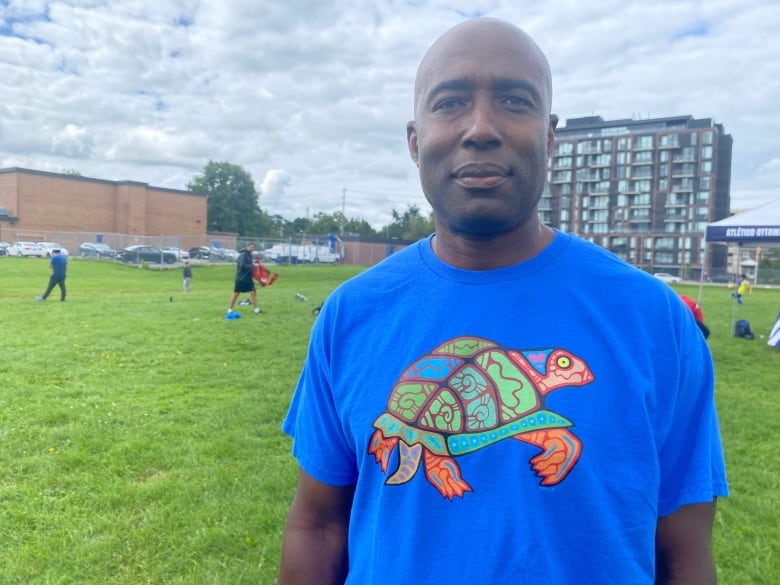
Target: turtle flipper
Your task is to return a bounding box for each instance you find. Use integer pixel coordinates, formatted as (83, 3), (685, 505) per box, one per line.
(386, 441), (422, 485)
(514, 429), (581, 485)
(423, 451), (473, 500)
(369, 429), (398, 473)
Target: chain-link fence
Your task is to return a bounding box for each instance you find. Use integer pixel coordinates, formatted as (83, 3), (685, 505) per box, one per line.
(0, 228), (406, 266)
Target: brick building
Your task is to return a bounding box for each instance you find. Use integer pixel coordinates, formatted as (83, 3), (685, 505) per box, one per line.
(0, 167), (207, 247)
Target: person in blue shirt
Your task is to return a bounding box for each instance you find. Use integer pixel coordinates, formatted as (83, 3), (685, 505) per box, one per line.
(278, 18), (727, 585)
(37, 248), (68, 302)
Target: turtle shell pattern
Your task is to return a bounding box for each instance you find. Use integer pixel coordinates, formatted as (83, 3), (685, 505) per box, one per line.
(374, 336), (575, 458)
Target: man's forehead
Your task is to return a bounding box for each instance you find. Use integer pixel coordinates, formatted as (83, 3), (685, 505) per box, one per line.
(414, 20), (551, 105)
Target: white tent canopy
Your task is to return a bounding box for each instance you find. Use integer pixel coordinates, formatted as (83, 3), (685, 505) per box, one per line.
(706, 200), (780, 243)
(703, 199), (780, 335)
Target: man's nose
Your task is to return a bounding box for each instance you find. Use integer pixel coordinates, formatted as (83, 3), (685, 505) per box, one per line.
(462, 98), (501, 149)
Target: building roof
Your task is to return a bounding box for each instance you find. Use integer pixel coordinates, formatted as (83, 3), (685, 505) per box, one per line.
(0, 167), (203, 197)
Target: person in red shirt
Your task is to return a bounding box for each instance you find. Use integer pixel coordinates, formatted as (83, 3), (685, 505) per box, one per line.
(680, 295), (709, 339)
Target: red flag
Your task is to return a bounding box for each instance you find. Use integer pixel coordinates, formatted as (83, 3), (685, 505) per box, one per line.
(253, 262), (279, 287)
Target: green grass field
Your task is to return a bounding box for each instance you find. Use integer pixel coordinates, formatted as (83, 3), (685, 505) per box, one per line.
(0, 257), (778, 584)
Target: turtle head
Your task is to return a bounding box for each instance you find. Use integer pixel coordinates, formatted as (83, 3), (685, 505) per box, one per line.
(513, 348), (594, 395)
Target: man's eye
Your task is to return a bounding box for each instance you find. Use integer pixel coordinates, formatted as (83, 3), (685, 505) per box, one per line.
(504, 96), (534, 108)
(433, 98), (464, 112)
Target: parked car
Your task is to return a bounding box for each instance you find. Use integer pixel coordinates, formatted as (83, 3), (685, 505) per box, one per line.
(7, 241), (45, 257)
(117, 245), (176, 264)
(79, 242), (118, 258)
(0, 241), (9, 256)
(188, 246), (211, 260)
(653, 272), (682, 284)
(211, 248), (239, 261)
(38, 242), (69, 257)
(162, 247), (189, 261)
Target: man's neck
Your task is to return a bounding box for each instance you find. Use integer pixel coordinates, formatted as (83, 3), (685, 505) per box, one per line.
(431, 218), (555, 271)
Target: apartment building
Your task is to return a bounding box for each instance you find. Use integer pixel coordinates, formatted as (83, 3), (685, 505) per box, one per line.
(542, 115), (732, 278)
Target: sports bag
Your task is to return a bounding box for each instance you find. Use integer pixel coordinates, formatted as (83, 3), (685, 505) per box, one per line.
(734, 319), (754, 339)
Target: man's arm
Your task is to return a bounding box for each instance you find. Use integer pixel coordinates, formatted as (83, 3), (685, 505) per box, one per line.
(655, 500), (717, 585)
(278, 469), (355, 585)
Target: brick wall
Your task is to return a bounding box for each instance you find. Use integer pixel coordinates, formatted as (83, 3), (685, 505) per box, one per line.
(0, 168), (206, 237)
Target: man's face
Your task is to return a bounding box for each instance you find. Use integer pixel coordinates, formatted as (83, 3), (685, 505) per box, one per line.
(408, 23), (557, 237)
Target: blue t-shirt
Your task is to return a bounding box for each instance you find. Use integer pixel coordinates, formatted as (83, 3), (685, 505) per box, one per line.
(50, 253), (67, 277)
(284, 231), (728, 584)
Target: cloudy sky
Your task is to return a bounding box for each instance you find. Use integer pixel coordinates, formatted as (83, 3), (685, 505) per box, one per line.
(1, 0), (778, 229)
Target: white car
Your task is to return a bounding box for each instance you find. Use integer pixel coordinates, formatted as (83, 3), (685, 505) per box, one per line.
(653, 272), (682, 284)
(8, 241), (45, 257)
(38, 242), (69, 257)
(162, 247), (190, 260)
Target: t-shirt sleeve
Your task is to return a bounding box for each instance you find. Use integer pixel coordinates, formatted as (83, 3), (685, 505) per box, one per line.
(656, 318), (728, 516)
(282, 325), (358, 487)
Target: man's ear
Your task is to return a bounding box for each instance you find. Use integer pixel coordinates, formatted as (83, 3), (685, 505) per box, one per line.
(407, 121), (419, 166)
(547, 114), (559, 158)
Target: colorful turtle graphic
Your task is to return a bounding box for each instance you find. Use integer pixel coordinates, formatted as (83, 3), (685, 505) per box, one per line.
(369, 336), (594, 499)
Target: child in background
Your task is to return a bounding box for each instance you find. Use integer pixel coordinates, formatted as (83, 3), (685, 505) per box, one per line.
(183, 261), (192, 293)
(732, 273), (751, 304)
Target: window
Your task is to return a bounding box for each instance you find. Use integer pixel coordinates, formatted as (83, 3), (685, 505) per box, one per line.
(660, 151), (669, 162)
(701, 146), (713, 160)
(699, 176), (710, 190)
(700, 161), (712, 174)
(634, 135), (654, 149)
(553, 170), (572, 182)
(617, 138), (629, 151)
(702, 131), (713, 145)
(555, 156), (572, 168)
(634, 179), (652, 192)
(555, 142), (573, 155)
(696, 191), (710, 203)
(658, 178), (668, 191)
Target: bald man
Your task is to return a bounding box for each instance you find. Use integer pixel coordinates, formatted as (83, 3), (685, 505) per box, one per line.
(279, 18), (727, 585)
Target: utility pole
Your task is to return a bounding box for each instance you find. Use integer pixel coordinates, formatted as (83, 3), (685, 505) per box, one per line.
(341, 187), (346, 236)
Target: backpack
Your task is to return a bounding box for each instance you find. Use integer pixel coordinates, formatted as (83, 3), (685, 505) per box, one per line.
(734, 319), (754, 340)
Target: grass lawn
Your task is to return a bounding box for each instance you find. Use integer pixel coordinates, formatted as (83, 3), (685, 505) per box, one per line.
(0, 257), (778, 584)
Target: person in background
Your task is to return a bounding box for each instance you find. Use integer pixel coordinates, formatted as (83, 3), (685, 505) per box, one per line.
(182, 260), (193, 293)
(732, 273), (751, 304)
(278, 18), (727, 585)
(227, 242), (260, 316)
(680, 294), (710, 339)
(36, 248), (67, 302)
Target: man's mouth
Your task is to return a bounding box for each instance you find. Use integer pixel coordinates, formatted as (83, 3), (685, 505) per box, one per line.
(452, 163), (510, 188)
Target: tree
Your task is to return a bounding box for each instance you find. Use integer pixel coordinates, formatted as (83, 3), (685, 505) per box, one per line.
(188, 161), (263, 235)
(383, 205), (434, 241)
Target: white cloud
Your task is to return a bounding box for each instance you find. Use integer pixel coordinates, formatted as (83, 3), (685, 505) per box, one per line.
(0, 0), (778, 228)
(260, 169), (291, 201)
